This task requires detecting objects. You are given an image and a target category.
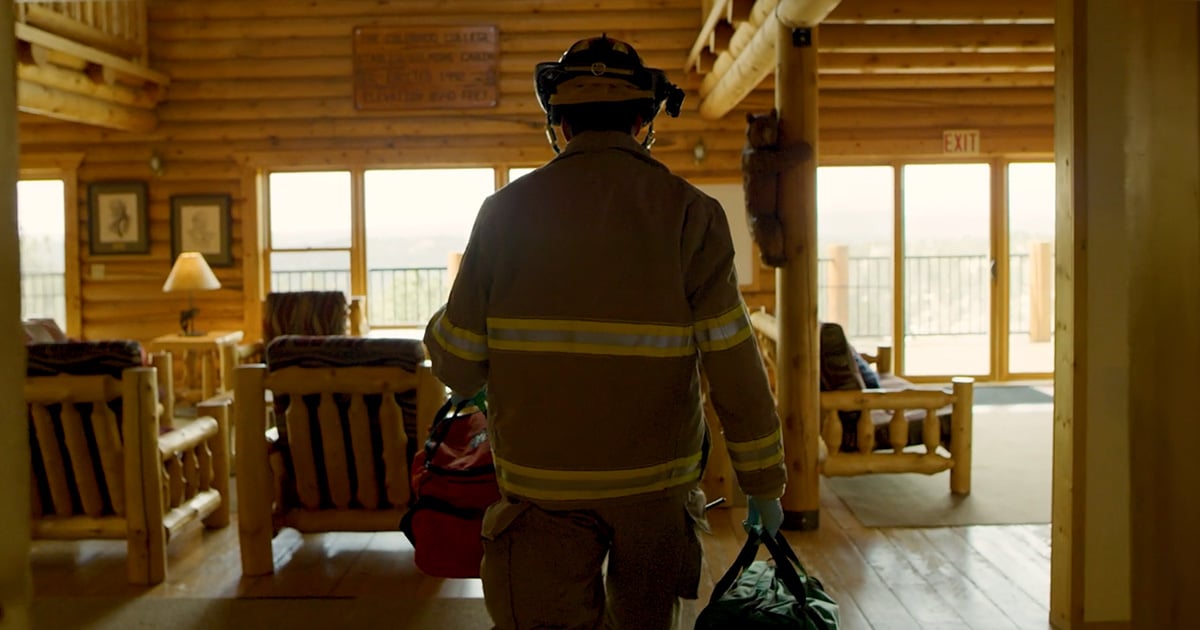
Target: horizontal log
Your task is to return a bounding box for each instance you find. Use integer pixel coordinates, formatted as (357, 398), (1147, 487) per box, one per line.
(150, 29), (698, 61)
(823, 452), (956, 476)
(147, 11), (701, 41)
(280, 508), (409, 533)
(149, 0), (699, 21)
(819, 23), (1053, 53)
(160, 72), (1055, 106)
(18, 63), (158, 109)
(32, 515), (127, 539)
(819, 51), (1055, 74)
(820, 388), (957, 411)
(17, 80), (157, 133)
(816, 71), (1055, 89)
(157, 417), (219, 461)
(267, 366), (419, 396)
(825, 0), (1053, 24)
(25, 374), (121, 405)
(162, 489), (222, 539)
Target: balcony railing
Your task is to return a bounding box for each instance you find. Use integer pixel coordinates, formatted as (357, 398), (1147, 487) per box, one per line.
(20, 271), (67, 326)
(267, 248), (1055, 337)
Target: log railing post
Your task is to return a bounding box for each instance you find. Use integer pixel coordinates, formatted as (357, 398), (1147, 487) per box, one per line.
(235, 364), (274, 576)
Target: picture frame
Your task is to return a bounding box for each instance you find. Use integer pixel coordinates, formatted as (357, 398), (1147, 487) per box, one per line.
(88, 181), (149, 255)
(170, 194), (233, 267)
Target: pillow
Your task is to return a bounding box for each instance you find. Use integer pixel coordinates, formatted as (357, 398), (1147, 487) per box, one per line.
(23, 318), (69, 344)
(818, 322), (865, 393)
(851, 345), (881, 389)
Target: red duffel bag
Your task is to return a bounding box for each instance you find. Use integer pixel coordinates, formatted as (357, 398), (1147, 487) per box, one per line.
(399, 396), (500, 578)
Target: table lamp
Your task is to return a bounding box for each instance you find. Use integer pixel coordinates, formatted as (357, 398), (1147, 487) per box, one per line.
(162, 252), (221, 336)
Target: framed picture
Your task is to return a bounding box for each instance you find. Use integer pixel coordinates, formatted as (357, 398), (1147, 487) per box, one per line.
(88, 181), (149, 255)
(170, 194), (233, 267)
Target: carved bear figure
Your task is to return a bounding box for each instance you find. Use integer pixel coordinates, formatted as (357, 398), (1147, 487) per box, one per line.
(741, 110), (811, 268)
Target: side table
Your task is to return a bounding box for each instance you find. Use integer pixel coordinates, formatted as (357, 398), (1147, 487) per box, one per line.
(147, 330), (244, 405)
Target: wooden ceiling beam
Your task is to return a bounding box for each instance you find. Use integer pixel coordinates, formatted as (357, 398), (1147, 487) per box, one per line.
(698, 0), (841, 119)
(686, 0), (731, 72)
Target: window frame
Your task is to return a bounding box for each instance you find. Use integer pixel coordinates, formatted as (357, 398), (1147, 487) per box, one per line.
(255, 161), (539, 334)
(19, 153), (83, 337)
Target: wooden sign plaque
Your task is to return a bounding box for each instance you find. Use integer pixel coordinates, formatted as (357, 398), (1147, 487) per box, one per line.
(352, 25), (499, 110)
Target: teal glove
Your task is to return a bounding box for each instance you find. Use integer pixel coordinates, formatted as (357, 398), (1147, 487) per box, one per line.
(450, 389), (487, 415)
(744, 495), (784, 537)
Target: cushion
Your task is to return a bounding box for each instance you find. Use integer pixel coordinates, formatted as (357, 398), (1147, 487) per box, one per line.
(263, 291), (349, 341)
(265, 335), (425, 373)
(819, 322), (866, 450)
(818, 322), (865, 393)
(23, 318), (69, 345)
(851, 346), (881, 389)
(26, 340), (146, 378)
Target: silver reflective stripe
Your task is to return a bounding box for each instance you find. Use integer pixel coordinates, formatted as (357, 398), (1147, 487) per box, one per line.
(493, 453), (704, 501)
(694, 304), (753, 352)
(726, 429), (785, 472)
(430, 312), (488, 362)
(487, 317), (695, 358)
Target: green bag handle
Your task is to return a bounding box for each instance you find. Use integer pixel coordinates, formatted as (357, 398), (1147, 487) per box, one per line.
(709, 526), (811, 606)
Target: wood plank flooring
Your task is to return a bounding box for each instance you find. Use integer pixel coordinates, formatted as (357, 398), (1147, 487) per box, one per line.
(30, 478), (1052, 629)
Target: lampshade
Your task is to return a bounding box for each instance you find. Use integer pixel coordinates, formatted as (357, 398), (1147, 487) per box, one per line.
(162, 252), (221, 293)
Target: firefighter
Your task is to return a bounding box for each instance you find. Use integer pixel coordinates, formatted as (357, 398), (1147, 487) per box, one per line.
(425, 35), (786, 630)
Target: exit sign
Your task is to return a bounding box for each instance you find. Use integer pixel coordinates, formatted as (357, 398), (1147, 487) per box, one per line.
(943, 129), (981, 154)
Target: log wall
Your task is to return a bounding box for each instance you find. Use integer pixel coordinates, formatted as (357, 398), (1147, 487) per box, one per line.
(16, 0), (1054, 341)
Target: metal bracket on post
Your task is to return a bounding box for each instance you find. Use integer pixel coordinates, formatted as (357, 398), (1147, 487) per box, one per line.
(792, 27), (813, 47)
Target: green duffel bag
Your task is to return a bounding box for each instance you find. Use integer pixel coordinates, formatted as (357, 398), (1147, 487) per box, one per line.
(695, 526), (839, 629)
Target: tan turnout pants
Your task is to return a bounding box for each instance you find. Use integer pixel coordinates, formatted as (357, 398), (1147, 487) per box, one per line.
(480, 487), (708, 630)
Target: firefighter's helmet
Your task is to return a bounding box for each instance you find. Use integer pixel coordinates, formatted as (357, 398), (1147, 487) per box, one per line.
(535, 35), (684, 151)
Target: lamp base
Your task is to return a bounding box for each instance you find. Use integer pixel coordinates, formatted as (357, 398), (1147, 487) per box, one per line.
(179, 307), (201, 337)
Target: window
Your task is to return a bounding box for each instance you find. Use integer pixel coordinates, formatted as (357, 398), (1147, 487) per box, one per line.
(17, 179), (67, 327)
(264, 168), (497, 328)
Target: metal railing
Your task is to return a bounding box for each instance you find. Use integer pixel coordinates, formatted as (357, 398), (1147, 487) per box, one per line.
(20, 272), (67, 326)
(269, 251), (1054, 336)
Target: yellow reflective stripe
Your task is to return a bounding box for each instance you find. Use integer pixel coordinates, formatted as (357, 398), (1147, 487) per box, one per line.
(430, 312), (488, 362)
(694, 305), (753, 352)
(487, 317), (695, 358)
(726, 428), (784, 472)
(493, 453), (703, 501)
(729, 450), (785, 473)
(726, 428), (783, 454)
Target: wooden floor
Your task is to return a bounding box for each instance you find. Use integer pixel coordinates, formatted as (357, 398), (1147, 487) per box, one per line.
(30, 478), (1052, 629)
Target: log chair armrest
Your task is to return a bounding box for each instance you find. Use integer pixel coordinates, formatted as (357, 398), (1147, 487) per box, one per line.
(859, 345), (892, 375)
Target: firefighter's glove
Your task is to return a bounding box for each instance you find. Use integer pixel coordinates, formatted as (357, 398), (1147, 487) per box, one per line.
(449, 389), (487, 415)
(744, 495), (784, 537)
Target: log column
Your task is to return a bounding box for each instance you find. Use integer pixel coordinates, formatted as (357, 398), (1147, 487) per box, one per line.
(775, 21), (821, 530)
(0, 0), (33, 623)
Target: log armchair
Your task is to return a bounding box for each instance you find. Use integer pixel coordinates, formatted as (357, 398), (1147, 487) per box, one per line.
(25, 341), (231, 585)
(235, 335), (446, 576)
(748, 311), (974, 495)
